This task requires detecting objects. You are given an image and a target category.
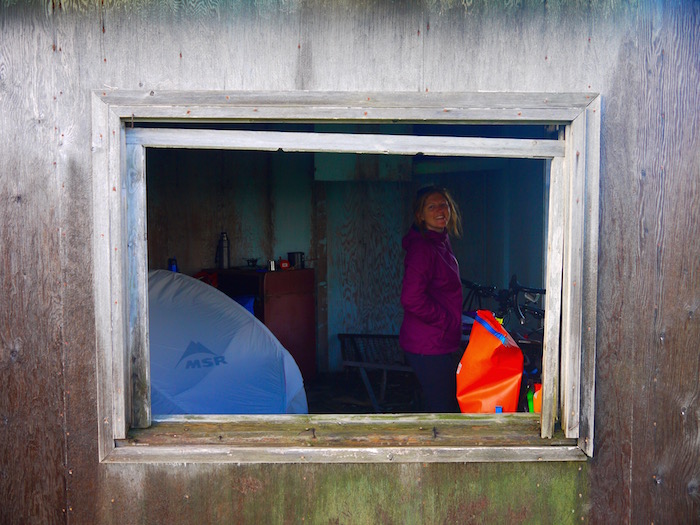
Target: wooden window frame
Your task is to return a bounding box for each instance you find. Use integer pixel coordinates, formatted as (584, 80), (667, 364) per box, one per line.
(91, 91), (600, 463)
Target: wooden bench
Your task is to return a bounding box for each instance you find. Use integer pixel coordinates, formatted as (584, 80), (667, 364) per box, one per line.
(338, 333), (416, 413)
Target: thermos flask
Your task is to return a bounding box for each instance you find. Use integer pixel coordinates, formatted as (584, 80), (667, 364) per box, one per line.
(216, 232), (230, 269)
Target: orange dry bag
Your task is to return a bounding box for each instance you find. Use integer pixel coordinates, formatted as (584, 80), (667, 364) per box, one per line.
(456, 310), (524, 413)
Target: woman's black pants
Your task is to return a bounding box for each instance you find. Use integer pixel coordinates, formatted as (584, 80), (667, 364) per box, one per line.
(404, 351), (461, 413)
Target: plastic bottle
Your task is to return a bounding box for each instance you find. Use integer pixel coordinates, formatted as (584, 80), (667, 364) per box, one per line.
(527, 390), (535, 413)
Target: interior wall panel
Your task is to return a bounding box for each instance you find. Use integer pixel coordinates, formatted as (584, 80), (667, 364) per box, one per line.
(147, 149), (276, 276)
(325, 181), (409, 369)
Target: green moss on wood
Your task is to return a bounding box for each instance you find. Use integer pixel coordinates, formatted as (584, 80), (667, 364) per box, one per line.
(102, 461), (589, 524)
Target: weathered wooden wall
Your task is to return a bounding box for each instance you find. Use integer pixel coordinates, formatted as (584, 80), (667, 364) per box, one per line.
(1, 1), (698, 524)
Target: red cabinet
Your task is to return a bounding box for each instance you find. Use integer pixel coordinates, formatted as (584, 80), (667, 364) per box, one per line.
(212, 268), (317, 382)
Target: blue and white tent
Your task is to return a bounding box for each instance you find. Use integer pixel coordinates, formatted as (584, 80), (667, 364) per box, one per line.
(148, 269), (308, 415)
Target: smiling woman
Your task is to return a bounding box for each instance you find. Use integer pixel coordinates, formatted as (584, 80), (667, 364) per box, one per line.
(421, 195), (450, 232)
(416, 187), (461, 235)
(400, 186), (464, 413)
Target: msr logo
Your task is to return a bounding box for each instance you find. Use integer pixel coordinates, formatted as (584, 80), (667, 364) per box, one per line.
(176, 341), (228, 369)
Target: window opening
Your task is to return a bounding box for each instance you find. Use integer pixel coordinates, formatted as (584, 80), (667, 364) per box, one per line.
(92, 91), (600, 463)
(144, 145), (549, 417)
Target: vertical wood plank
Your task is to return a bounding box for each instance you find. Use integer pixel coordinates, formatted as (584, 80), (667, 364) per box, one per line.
(0, 9), (66, 520)
(127, 144), (151, 429)
(578, 96), (601, 456)
(92, 93), (117, 457)
(541, 156), (565, 438)
(109, 108), (129, 440)
(628, 4), (700, 523)
(560, 113), (587, 438)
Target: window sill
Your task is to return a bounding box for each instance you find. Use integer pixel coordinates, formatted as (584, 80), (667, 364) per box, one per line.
(106, 413), (585, 464)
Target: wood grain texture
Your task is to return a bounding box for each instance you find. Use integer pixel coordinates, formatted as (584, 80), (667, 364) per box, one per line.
(587, 38), (640, 525)
(325, 181), (409, 368)
(591, 3), (700, 524)
(560, 112), (587, 438)
(125, 413), (576, 450)
(542, 156), (565, 439)
(578, 96), (601, 457)
(108, 445), (585, 464)
(0, 4), (67, 523)
(127, 127), (564, 158)
(90, 461), (589, 524)
(108, 112), (130, 440)
(126, 144), (150, 429)
(628, 3), (700, 524)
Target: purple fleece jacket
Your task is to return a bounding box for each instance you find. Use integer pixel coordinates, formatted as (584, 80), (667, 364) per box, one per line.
(399, 226), (463, 356)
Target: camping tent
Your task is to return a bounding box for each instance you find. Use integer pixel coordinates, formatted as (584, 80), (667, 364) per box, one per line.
(148, 269), (308, 415)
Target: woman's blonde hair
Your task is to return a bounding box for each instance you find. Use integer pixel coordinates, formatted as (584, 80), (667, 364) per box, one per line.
(412, 185), (462, 238)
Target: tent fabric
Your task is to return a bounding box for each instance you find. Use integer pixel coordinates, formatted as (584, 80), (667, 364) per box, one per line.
(148, 269), (308, 415)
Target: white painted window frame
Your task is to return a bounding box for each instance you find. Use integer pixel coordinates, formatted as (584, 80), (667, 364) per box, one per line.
(92, 91), (600, 463)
